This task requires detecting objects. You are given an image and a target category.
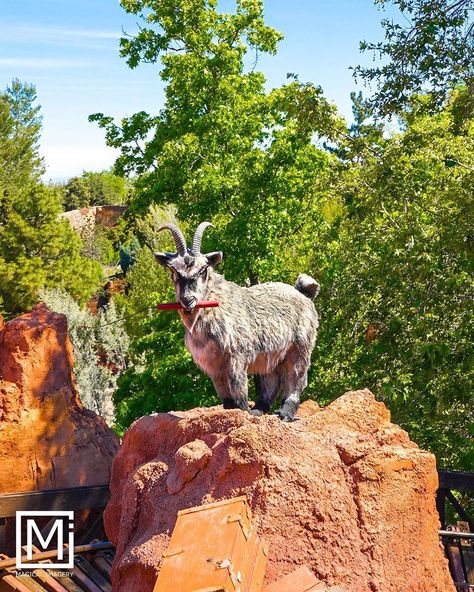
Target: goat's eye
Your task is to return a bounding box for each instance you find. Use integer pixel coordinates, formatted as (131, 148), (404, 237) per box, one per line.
(201, 268), (208, 279)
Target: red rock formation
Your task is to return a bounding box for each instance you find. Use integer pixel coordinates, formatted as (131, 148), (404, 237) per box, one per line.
(60, 205), (127, 232)
(0, 303), (119, 493)
(105, 390), (454, 592)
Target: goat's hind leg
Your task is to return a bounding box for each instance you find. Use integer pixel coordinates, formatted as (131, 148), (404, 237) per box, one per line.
(250, 373), (280, 416)
(212, 370), (249, 412)
(278, 353), (309, 422)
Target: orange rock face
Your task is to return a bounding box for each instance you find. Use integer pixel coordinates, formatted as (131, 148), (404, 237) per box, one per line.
(59, 205), (127, 232)
(105, 390), (454, 592)
(0, 303), (119, 493)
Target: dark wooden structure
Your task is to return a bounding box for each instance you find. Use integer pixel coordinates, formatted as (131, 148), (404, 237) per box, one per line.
(0, 485), (113, 592)
(0, 485), (110, 553)
(437, 470), (474, 591)
(0, 542), (114, 592)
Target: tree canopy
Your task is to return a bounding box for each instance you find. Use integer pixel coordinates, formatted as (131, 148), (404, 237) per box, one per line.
(355, 0), (474, 116)
(90, 0), (344, 285)
(313, 95), (473, 469)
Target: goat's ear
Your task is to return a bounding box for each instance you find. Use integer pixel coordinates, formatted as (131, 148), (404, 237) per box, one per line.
(206, 251), (223, 267)
(155, 252), (175, 267)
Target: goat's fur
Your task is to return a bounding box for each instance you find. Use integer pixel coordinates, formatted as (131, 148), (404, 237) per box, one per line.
(155, 223), (319, 421)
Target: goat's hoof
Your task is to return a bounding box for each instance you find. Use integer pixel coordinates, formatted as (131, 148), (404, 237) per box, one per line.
(276, 410), (296, 422)
(250, 408), (264, 416)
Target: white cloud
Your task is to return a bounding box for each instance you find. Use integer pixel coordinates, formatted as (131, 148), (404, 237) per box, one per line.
(0, 24), (121, 42)
(29, 26), (121, 40)
(0, 57), (91, 69)
(41, 144), (120, 180)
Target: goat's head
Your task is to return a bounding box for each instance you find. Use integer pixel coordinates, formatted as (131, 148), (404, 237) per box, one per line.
(155, 222), (223, 312)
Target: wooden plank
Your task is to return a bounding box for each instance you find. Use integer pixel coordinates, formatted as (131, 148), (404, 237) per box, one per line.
(446, 542), (468, 585)
(460, 544), (474, 585)
(71, 563), (103, 592)
(0, 574), (35, 592)
(73, 556), (111, 592)
(89, 556), (111, 580)
(0, 542), (113, 570)
(20, 546), (71, 592)
(20, 545), (84, 592)
(438, 471), (474, 492)
(2, 568), (67, 592)
(0, 486), (110, 519)
(154, 497), (264, 592)
(95, 550), (114, 568)
(0, 555), (49, 592)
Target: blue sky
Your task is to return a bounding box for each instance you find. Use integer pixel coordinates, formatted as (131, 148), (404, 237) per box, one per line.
(0, 1), (393, 180)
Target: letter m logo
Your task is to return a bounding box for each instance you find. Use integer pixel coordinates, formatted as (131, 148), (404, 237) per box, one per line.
(16, 510), (74, 569)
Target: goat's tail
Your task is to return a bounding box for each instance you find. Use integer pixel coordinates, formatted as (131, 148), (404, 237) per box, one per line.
(295, 273), (320, 300)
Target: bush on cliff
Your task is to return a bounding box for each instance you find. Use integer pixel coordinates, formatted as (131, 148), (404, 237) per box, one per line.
(40, 288), (129, 425)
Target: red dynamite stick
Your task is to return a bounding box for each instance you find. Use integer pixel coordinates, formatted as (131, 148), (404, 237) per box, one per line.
(157, 301), (219, 310)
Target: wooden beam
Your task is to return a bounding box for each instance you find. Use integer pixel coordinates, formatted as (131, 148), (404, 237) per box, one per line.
(0, 542), (113, 570)
(0, 486), (110, 519)
(438, 471), (474, 492)
(436, 488), (447, 529)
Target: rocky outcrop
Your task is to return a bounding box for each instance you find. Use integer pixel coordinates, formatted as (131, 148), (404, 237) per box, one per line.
(105, 390), (454, 592)
(60, 205), (127, 232)
(0, 303), (119, 493)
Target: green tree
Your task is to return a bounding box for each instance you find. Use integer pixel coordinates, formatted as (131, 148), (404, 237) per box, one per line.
(0, 184), (103, 312)
(92, 0), (472, 478)
(355, 0), (474, 116)
(0, 80), (43, 222)
(90, 0), (344, 284)
(0, 81), (102, 313)
(63, 169), (129, 211)
(63, 176), (91, 211)
(313, 96), (473, 470)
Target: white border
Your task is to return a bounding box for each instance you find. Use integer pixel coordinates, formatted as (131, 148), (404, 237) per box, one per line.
(16, 510), (74, 569)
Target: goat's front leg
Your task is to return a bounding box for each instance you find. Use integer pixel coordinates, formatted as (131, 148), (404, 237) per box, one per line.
(211, 370), (249, 412)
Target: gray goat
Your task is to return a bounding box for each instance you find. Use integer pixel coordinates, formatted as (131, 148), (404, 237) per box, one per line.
(155, 222), (320, 421)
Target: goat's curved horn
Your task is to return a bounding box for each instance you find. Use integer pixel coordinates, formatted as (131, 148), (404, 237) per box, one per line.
(192, 222), (215, 255)
(158, 224), (187, 256)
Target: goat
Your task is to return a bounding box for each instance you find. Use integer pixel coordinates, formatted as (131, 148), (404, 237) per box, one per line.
(155, 222), (320, 421)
